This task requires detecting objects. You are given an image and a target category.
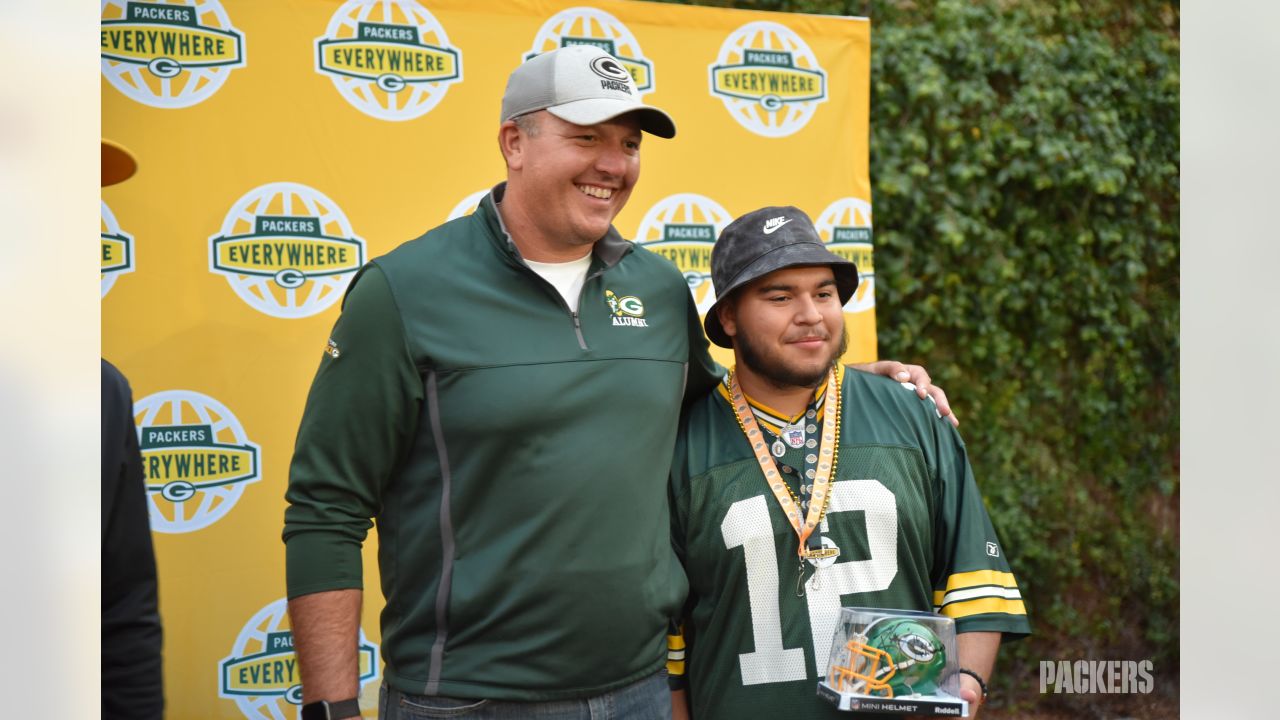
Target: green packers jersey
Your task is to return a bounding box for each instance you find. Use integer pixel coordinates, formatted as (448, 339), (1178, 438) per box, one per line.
(669, 367), (1030, 720)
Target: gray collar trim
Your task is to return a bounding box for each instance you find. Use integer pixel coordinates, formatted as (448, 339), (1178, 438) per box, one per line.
(481, 182), (631, 269)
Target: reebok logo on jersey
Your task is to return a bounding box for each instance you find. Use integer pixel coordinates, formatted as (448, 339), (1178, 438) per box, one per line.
(762, 216), (792, 234)
(986, 542), (1000, 557)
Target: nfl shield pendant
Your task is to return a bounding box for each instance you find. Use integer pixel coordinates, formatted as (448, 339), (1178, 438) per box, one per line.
(772, 439), (787, 458)
(784, 424), (805, 448)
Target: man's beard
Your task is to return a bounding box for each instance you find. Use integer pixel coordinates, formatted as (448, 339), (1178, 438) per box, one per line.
(737, 323), (848, 391)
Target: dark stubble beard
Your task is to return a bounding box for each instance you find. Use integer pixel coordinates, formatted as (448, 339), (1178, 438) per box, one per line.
(736, 322), (848, 391)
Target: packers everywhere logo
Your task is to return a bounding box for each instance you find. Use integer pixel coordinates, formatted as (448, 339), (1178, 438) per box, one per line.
(209, 182), (366, 319)
(636, 193), (734, 315)
(524, 7), (656, 94)
(134, 389), (261, 534)
(708, 21), (828, 137)
(219, 598), (379, 718)
(101, 201), (135, 298)
(815, 197), (875, 313)
(100, 0), (246, 109)
(315, 0), (463, 121)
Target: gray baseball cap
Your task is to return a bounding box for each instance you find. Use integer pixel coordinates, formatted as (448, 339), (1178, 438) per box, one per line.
(500, 45), (676, 138)
(704, 206), (859, 348)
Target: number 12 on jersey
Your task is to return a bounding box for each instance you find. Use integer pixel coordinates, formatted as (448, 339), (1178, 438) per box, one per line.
(721, 479), (899, 685)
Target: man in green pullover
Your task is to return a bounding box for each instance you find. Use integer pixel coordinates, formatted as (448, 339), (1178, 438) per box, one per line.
(284, 47), (951, 720)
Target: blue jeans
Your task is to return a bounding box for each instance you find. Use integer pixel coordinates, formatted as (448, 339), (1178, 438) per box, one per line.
(379, 670), (670, 719)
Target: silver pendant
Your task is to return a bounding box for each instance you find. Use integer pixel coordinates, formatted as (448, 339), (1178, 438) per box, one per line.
(771, 439), (787, 457)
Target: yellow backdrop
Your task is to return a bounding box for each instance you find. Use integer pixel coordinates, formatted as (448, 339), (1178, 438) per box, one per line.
(101, 1), (876, 717)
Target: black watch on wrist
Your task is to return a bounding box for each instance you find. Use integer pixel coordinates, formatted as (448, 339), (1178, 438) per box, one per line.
(301, 697), (361, 720)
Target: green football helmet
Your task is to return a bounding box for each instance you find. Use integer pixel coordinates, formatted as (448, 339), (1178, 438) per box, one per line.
(828, 618), (948, 698)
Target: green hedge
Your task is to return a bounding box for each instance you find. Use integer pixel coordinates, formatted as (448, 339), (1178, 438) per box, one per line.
(867, 1), (1179, 712)
(664, 0), (1181, 711)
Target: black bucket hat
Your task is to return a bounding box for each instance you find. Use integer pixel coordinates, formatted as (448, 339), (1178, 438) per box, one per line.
(704, 205), (859, 348)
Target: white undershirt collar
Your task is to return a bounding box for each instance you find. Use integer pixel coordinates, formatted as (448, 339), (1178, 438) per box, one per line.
(525, 254), (593, 312)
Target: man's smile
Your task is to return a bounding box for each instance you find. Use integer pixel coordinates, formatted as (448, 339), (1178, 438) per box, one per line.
(576, 184), (614, 200)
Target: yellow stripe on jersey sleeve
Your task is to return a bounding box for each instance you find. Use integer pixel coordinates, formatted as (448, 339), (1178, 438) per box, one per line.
(940, 569), (1019, 592)
(938, 596), (1028, 618)
(932, 569), (1025, 618)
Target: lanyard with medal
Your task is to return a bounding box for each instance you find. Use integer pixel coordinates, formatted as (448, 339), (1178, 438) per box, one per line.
(729, 366), (842, 596)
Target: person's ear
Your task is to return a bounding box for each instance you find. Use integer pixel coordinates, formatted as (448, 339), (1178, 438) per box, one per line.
(498, 121), (524, 170)
(718, 299), (738, 339)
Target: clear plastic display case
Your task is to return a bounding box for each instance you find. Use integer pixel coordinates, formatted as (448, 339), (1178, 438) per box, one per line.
(817, 607), (969, 717)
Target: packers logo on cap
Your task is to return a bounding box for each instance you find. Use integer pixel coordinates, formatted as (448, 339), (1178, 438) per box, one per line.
(590, 56), (634, 94)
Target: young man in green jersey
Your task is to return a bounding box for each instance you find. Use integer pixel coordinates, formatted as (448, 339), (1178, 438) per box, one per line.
(284, 47), (954, 720)
(668, 206), (1030, 720)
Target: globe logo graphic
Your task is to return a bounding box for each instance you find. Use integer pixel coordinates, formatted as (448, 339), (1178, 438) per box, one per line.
(134, 389), (261, 534)
(635, 193), (734, 315)
(208, 182), (366, 319)
(100, 0), (246, 109)
(709, 21), (829, 138)
(101, 200), (135, 298)
(316, 0), (463, 121)
(815, 197), (875, 314)
(218, 597), (379, 719)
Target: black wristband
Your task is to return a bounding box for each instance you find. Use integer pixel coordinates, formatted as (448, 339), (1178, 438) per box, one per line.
(301, 697), (361, 720)
(956, 668), (989, 699)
